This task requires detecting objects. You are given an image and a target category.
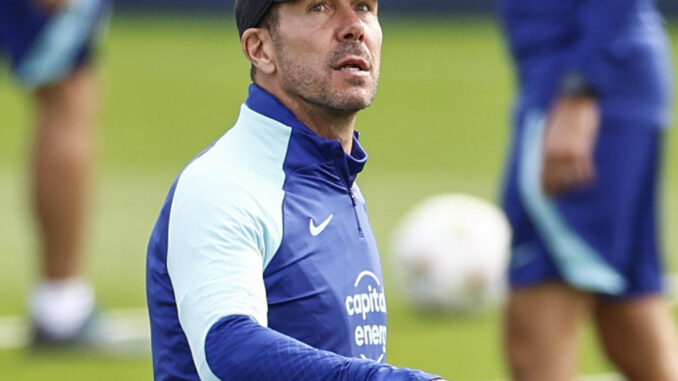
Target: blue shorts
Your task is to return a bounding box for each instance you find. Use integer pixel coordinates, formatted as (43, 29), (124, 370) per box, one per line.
(502, 110), (665, 300)
(0, 0), (109, 88)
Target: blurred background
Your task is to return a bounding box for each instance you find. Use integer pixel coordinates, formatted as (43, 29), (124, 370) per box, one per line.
(1, 1), (677, 380)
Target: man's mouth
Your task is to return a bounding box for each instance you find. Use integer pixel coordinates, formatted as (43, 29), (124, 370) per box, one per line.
(334, 57), (370, 72)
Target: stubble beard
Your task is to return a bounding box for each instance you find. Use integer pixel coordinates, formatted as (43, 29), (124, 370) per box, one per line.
(273, 37), (380, 115)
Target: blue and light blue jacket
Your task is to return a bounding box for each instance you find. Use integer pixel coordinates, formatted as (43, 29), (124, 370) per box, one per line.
(497, 0), (672, 128)
(146, 84), (439, 381)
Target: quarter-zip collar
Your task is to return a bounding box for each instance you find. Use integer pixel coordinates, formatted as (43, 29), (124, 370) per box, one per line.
(245, 83), (368, 186)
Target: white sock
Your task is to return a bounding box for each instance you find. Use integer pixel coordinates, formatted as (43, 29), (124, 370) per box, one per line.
(30, 278), (95, 340)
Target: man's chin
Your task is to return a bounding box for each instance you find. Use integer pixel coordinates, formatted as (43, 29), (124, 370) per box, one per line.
(330, 97), (374, 114)
(333, 87), (377, 109)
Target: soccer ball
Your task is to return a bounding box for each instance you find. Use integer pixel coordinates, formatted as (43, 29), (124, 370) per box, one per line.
(391, 194), (511, 313)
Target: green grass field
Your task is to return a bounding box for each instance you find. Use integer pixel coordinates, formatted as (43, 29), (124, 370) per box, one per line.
(1, 14), (678, 380)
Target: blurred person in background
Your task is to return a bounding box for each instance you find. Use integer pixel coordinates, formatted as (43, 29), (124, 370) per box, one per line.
(497, 0), (678, 380)
(146, 0), (446, 379)
(0, 0), (110, 345)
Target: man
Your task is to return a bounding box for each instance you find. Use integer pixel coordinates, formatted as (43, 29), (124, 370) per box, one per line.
(0, 0), (109, 344)
(146, 0), (445, 380)
(498, 0), (678, 380)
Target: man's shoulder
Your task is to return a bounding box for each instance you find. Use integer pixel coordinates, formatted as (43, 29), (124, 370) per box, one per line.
(168, 135), (284, 228)
(175, 155), (278, 215)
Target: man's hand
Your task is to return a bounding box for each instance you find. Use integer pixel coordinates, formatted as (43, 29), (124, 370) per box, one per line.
(541, 95), (601, 196)
(33, 0), (71, 12)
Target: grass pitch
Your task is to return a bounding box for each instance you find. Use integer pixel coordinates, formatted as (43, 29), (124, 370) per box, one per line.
(1, 14), (677, 380)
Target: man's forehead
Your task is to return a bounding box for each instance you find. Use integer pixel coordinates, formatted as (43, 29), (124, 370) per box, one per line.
(283, 0), (378, 7)
(277, 0), (379, 17)
(236, 0), (379, 36)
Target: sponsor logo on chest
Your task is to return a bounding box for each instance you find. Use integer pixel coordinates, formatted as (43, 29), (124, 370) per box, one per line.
(344, 271), (387, 362)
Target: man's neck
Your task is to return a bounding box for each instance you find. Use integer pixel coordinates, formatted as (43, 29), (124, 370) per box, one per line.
(259, 82), (356, 154)
(292, 102), (356, 154)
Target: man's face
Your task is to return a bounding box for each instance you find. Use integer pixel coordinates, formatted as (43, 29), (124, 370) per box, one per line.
(270, 0), (382, 114)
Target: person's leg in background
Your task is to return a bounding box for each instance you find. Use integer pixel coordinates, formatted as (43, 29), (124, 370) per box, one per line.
(505, 282), (592, 381)
(1, 0), (110, 344)
(30, 64), (98, 342)
(595, 296), (678, 381)
(593, 129), (678, 381)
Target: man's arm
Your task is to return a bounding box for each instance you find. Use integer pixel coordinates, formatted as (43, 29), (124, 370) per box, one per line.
(204, 315), (441, 381)
(542, 0), (639, 196)
(565, 0), (638, 92)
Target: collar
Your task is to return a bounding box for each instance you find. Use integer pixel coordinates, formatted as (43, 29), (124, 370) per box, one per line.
(245, 83), (368, 186)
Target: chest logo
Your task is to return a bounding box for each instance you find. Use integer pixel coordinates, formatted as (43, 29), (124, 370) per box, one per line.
(309, 214), (334, 236)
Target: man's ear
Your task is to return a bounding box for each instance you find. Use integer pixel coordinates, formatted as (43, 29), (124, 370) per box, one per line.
(241, 29), (276, 76)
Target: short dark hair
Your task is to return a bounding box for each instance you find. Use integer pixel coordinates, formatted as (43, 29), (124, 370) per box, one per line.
(250, 5), (280, 81)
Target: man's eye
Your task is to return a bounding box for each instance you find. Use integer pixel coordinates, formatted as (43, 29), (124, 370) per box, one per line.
(309, 3), (327, 12)
(356, 3), (370, 12)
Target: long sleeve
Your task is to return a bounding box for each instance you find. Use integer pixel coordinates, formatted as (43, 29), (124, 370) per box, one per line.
(204, 315), (439, 381)
(566, 0), (642, 92)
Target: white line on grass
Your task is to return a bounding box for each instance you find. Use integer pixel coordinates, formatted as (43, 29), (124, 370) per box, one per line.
(666, 273), (678, 306)
(0, 308), (149, 350)
(486, 373), (623, 381)
(1, 272), (677, 357)
(0, 316), (25, 349)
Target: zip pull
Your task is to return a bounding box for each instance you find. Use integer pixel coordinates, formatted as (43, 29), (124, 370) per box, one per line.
(350, 186), (364, 238)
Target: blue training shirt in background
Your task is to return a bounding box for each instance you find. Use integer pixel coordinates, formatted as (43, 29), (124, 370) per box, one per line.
(497, 0), (672, 128)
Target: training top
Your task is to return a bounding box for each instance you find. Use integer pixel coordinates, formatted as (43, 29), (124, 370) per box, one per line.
(146, 84), (439, 381)
(497, 0), (672, 128)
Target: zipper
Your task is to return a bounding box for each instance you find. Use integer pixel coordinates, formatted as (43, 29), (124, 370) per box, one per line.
(333, 145), (364, 238)
(349, 186), (364, 238)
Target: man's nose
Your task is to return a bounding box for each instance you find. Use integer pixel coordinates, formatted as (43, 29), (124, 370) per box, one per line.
(336, 8), (365, 42)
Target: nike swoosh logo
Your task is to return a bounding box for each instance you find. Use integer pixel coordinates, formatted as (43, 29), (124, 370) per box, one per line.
(309, 214), (334, 236)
